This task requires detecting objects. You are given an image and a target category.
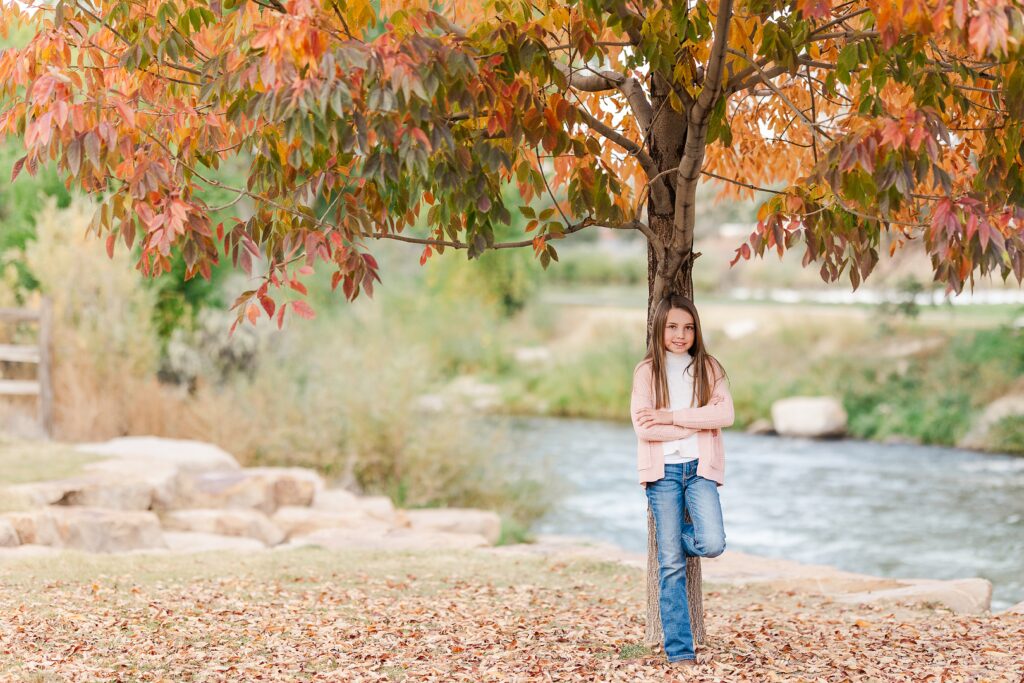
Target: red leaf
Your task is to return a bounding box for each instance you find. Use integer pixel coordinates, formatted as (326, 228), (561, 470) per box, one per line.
(11, 155), (26, 182)
(260, 295), (275, 318)
(419, 246), (432, 266)
(246, 303), (259, 325)
(105, 232), (116, 259)
(276, 302), (287, 329)
(292, 300), (315, 319)
(289, 279), (308, 295)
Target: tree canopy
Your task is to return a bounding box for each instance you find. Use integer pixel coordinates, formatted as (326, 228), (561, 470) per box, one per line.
(2, 0), (1023, 329)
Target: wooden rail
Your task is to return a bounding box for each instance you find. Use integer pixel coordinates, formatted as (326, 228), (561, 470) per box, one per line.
(0, 300), (53, 436)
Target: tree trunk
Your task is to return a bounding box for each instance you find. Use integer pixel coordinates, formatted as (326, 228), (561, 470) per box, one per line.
(643, 75), (704, 652)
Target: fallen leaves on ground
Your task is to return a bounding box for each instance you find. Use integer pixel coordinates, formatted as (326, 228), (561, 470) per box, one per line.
(0, 549), (1021, 682)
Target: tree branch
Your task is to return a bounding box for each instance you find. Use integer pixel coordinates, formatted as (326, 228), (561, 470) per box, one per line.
(554, 62), (653, 133)
(570, 100), (659, 179)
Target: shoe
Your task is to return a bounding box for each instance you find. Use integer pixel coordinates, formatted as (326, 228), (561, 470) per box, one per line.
(669, 659), (697, 667)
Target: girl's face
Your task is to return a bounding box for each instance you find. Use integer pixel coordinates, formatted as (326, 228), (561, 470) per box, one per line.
(663, 308), (695, 355)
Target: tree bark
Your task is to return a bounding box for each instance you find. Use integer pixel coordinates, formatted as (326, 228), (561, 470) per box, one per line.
(643, 74), (704, 652)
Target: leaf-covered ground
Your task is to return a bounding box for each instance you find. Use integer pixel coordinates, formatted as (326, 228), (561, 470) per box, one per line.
(1, 547), (1021, 682)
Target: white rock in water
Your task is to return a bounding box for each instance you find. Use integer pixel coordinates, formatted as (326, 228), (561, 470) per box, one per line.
(771, 396), (848, 438)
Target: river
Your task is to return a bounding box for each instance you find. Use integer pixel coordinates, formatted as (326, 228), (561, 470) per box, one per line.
(491, 416), (1024, 611)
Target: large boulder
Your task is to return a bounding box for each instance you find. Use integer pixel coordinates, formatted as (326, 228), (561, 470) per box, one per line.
(70, 437), (242, 510)
(173, 468), (324, 513)
(836, 578), (993, 615)
(959, 393), (1024, 450)
(3, 472), (156, 512)
(161, 509), (284, 546)
(771, 396), (848, 438)
(75, 436), (240, 473)
(405, 508), (502, 545)
(162, 531), (268, 553)
(284, 527), (489, 552)
(2, 507), (165, 553)
(271, 506), (388, 540)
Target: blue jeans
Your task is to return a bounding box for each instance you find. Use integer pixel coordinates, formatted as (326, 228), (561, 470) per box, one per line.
(645, 460), (726, 662)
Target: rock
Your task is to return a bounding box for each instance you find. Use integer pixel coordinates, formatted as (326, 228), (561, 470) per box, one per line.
(2, 481), (71, 509)
(2, 507), (165, 553)
(52, 475), (154, 511)
(3, 473), (156, 512)
(242, 467), (324, 508)
(311, 488), (362, 513)
(271, 506), (388, 540)
(405, 508), (502, 545)
(161, 509), (284, 546)
(0, 518), (18, 547)
(836, 578), (993, 615)
(162, 531), (267, 553)
(745, 418), (775, 435)
(174, 468), (324, 513)
(771, 397), (847, 438)
(959, 393), (1024, 450)
(357, 495), (396, 523)
(1006, 600), (1024, 614)
(284, 527), (489, 552)
(69, 437), (242, 511)
(75, 436), (241, 473)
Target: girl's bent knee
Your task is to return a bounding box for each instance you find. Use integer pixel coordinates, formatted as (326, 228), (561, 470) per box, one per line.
(698, 538), (726, 558)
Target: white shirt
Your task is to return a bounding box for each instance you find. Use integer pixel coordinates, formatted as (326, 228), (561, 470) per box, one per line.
(663, 351), (699, 463)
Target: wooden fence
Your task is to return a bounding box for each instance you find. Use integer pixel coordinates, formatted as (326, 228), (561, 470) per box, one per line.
(0, 299), (53, 436)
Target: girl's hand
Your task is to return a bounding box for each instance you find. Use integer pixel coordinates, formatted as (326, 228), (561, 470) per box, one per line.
(637, 408), (672, 427)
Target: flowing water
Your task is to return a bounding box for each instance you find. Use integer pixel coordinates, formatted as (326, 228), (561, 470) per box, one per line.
(491, 416), (1024, 611)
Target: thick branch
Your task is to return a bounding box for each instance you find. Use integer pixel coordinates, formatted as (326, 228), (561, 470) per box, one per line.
(555, 62), (654, 133)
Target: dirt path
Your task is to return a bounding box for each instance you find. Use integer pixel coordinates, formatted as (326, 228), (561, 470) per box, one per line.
(1, 548), (1021, 682)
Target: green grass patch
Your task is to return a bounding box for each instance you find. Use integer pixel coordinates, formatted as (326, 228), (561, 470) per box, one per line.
(0, 439), (103, 487)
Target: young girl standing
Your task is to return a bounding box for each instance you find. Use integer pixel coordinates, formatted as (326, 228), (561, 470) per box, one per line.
(630, 295), (734, 666)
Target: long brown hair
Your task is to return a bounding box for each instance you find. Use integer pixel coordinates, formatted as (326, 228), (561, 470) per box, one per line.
(643, 295), (725, 410)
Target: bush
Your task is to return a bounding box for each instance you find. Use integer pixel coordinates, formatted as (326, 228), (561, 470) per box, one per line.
(987, 416), (1024, 454)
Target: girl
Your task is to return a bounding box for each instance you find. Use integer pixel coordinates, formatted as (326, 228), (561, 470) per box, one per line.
(630, 295), (734, 666)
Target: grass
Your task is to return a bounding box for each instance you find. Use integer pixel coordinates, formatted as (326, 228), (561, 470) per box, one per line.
(0, 439), (103, 486)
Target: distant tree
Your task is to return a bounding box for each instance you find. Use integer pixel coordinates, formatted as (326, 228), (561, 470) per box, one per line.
(2, 0), (1023, 643)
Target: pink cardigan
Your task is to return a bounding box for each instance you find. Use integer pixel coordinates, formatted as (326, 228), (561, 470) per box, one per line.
(630, 357), (735, 487)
